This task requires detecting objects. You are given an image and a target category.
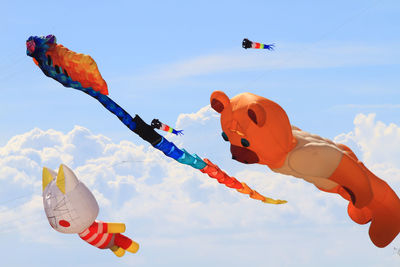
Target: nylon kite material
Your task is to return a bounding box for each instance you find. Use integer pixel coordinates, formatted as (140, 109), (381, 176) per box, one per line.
(151, 119), (184, 136)
(42, 164), (139, 257)
(242, 38), (274, 50)
(26, 35), (108, 95)
(210, 90), (400, 247)
(27, 35), (286, 204)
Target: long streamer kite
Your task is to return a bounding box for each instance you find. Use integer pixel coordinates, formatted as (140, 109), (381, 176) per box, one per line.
(26, 34), (286, 205)
(242, 38), (275, 50)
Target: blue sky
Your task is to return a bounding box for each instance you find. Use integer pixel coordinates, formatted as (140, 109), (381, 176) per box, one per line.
(1, 0), (400, 266)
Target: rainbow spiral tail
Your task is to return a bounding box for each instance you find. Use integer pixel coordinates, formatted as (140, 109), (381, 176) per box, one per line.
(242, 38), (275, 50)
(151, 119), (184, 136)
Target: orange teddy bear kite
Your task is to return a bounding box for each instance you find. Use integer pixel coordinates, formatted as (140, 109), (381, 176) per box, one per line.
(210, 90), (400, 248)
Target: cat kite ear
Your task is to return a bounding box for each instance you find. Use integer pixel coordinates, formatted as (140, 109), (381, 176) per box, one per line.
(210, 91), (231, 114)
(248, 102), (266, 127)
(42, 167), (57, 192)
(56, 164), (79, 194)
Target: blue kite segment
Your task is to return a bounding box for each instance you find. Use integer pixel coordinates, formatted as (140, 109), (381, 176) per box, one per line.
(177, 149), (207, 169)
(83, 87), (138, 132)
(153, 137), (184, 160)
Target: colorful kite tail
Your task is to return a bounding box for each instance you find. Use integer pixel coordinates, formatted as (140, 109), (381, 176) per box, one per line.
(153, 138), (286, 204)
(27, 34), (286, 205)
(253, 42), (274, 50)
(151, 119), (183, 136)
(242, 38), (275, 50)
(201, 158), (286, 204)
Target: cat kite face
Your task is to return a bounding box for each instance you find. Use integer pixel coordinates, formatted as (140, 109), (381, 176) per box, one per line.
(42, 164), (99, 234)
(210, 91), (297, 169)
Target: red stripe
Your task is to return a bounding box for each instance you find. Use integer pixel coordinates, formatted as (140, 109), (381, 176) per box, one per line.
(161, 125), (169, 131)
(88, 233), (103, 246)
(97, 234), (113, 249)
(79, 223), (98, 241)
(80, 230), (96, 241)
(88, 222), (99, 233)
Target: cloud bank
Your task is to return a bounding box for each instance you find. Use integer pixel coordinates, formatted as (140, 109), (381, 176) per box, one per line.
(1, 109), (400, 266)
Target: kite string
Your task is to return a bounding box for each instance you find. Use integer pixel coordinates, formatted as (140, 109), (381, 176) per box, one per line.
(0, 55), (26, 82)
(0, 194), (32, 206)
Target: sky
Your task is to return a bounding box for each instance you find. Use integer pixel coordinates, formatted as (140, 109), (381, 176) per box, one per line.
(1, 0), (400, 266)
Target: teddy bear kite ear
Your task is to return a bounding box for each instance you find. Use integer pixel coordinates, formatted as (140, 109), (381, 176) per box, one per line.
(210, 91), (231, 113)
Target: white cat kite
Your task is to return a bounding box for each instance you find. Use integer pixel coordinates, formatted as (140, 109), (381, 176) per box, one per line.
(42, 164), (139, 257)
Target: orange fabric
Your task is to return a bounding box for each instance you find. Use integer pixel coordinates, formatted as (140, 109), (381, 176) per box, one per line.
(328, 153), (373, 208)
(319, 144), (373, 225)
(211, 90), (400, 247)
(336, 143), (358, 161)
(347, 203), (372, 225)
(324, 146), (400, 247)
(316, 184), (351, 201)
(200, 158), (243, 189)
(357, 162), (400, 247)
(200, 159), (286, 203)
(237, 182), (252, 194)
(210, 91), (297, 168)
(237, 182), (263, 200)
(46, 44), (108, 95)
(317, 184), (372, 224)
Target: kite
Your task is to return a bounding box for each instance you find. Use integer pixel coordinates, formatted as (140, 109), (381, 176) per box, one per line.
(242, 38), (274, 50)
(151, 119), (184, 136)
(27, 34), (286, 204)
(26, 35), (108, 95)
(210, 90), (400, 248)
(42, 164), (139, 257)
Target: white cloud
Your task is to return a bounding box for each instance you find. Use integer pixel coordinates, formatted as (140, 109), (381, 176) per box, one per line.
(335, 113), (400, 167)
(334, 113), (400, 198)
(1, 109), (400, 266)
(176, 105), (217, 129)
